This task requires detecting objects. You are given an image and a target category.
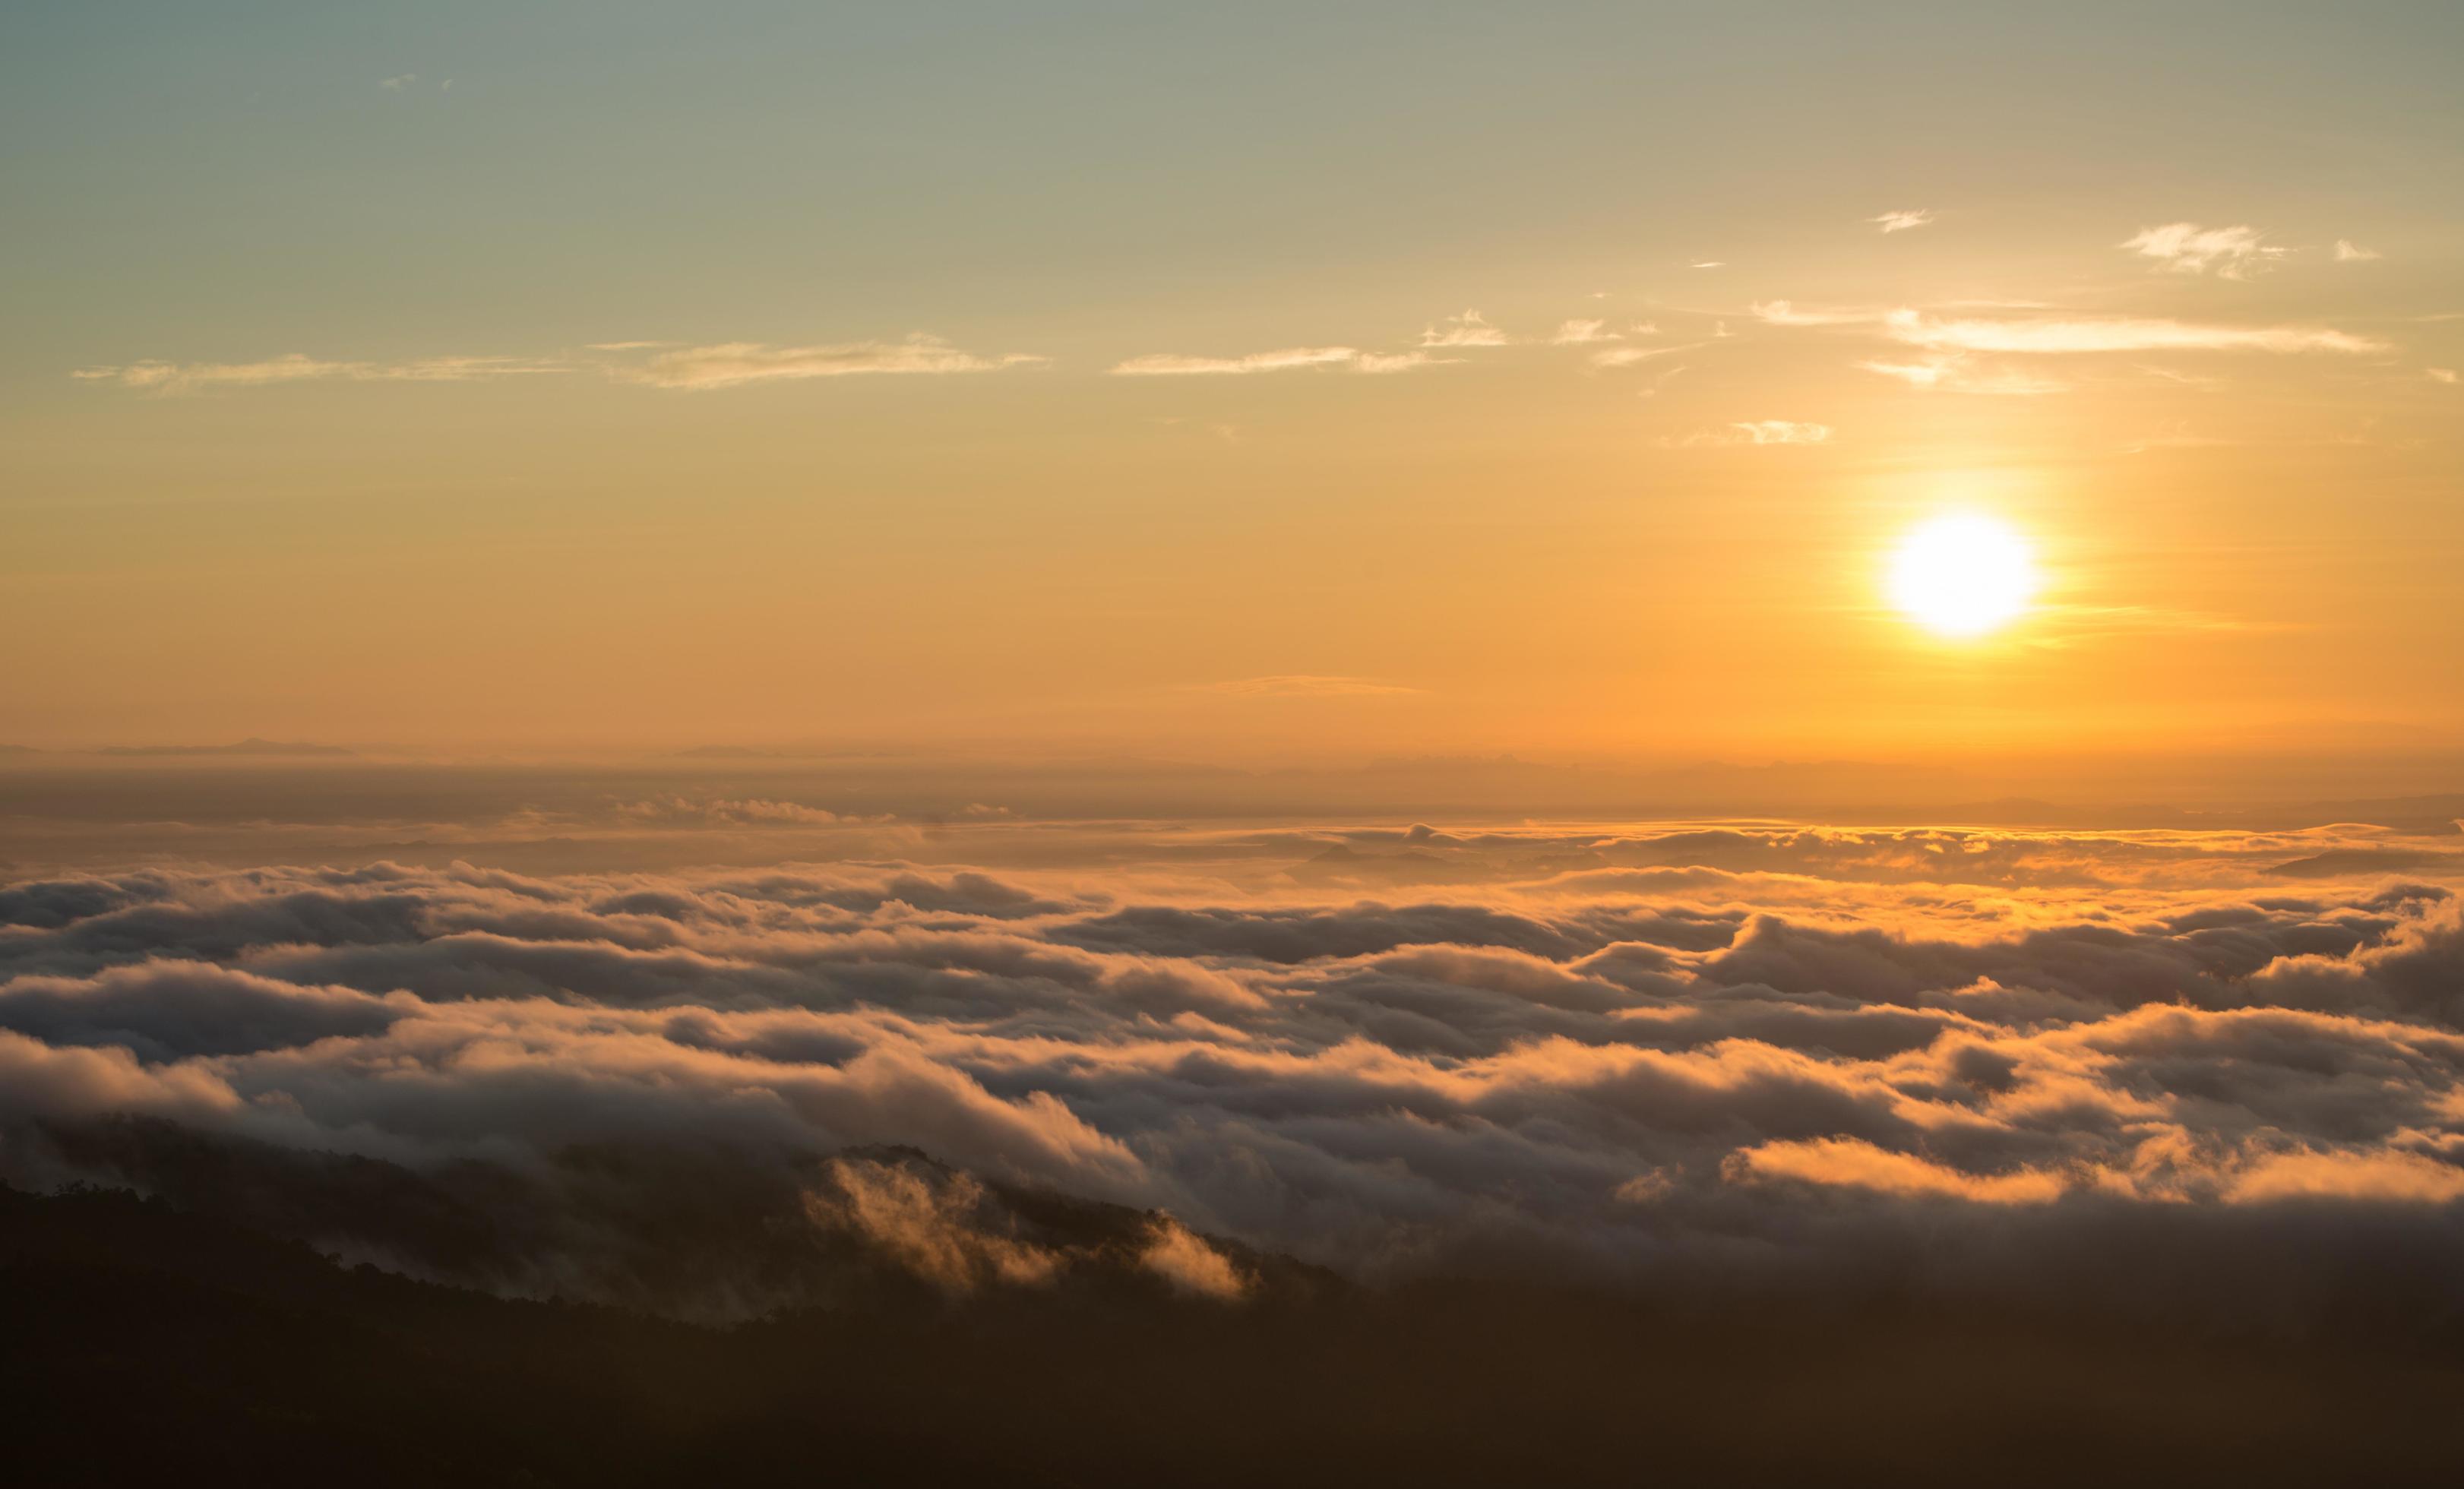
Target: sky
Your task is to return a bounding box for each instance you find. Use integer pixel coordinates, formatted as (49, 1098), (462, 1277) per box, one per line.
(4, 1), (2461, 776)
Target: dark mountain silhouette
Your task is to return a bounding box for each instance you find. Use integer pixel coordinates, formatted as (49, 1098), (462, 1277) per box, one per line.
(2263, 846), (2463, 877)
(8, 1125), (2464, 1486)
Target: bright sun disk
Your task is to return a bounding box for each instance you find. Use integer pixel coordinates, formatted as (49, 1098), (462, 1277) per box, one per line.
(1887, 513), (2038, 637)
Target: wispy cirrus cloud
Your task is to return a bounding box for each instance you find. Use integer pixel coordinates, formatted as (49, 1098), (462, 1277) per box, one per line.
(1111, 346), (1448, 376)
(1551, 319), (1621, 345)
(1591, 343), (1697, 370)
(1750, 300), (1887, 327)
(1763, 297), (2395, 357)
(2121, 222), (2285, 278)
(1666, 420), (1833, 447)
(1857, 356), (2068, 395)
(1111, 346), (1360, 376)
(1857, 358), (1955, 387)
(2335, 239), (2383, 263)
(1634, 364), (1690, 399)
(1754, 299), (2388, 356)
(1351, 351), (1450, 375)
(1870, 208), (1934, 233)
(73, 337), (1058, 394)
(1419, 310), (1511, 349)
(626, 336), (1045, 390)
(71, 354), (566, 393)
(1730, 419), (1831, 444)
(1886, 311), (2383, 356)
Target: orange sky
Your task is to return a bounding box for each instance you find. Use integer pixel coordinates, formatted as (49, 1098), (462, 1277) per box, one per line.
(3, 3), (2459, 776)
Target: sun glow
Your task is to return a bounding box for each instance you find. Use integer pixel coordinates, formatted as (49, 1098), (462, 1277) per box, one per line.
(1887, 513), (2038, 638)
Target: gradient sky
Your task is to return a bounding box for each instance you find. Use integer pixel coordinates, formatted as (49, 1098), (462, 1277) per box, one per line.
(5, 2), (2459, 763)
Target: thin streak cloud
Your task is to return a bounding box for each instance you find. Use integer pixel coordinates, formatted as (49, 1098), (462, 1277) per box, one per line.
(1751, 300), (1888, 327)
(1111, 346), (1449, 376)
(626, 337), (1045, 390)
(1887, 312), (2383, 355)
(1753, 300), (2388, 356)
(1858, 356), (2068, 395)
(70, 354), (568, 393)
(1592, 343), (1697, 369)
(1111, 346), (1361, 376)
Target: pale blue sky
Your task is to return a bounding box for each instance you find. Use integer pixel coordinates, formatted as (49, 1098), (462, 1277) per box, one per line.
(7, 2), (2457, 376)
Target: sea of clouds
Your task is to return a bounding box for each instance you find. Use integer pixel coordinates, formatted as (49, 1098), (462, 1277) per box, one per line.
(5, 817), (2463, 1325)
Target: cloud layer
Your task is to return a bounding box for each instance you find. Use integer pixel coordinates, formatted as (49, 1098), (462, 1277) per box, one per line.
(6, 819), (2462, 1324)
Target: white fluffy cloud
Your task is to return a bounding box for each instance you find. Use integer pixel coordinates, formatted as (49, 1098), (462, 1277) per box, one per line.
(2121, 222), (2285, 278)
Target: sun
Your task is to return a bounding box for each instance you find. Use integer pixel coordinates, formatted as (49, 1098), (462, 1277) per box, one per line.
(1887, 513), (2038, 638)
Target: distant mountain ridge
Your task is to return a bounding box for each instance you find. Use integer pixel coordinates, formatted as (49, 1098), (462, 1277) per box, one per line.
(97, 737), (355, 757)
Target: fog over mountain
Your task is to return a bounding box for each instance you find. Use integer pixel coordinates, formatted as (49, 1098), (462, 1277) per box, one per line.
(8, 792), (2464, 1481)
(8, 805), (2463, 1317)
